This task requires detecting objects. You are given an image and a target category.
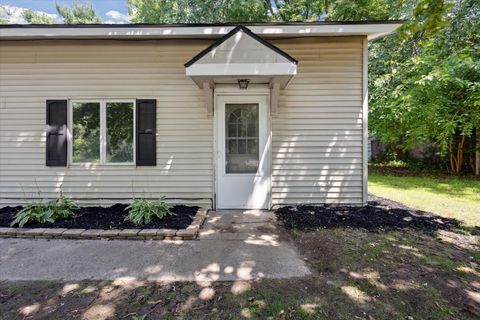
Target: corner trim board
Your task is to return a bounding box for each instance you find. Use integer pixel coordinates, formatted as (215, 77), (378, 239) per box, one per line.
(362, 37), (369, 205)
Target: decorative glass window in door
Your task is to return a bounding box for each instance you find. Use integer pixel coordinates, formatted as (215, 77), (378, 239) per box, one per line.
(225, 104), (259, 173)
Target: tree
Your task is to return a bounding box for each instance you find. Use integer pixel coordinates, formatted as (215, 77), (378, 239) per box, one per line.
(128, 0), (332, 23)
(273, 0), (329, 21)
(327, 0), (413, 21)
(128, 0), (272, 23)
(56, 1), (101, 24)
(21, 1), (102, 25)
(23, 10), (58, 24)
(368, 0), (480, 173)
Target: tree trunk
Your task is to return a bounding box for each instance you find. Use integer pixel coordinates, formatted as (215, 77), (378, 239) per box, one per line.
(476, 129), (480, 176)
(449, 136), (466, 174)
(449, 142), (455, 172)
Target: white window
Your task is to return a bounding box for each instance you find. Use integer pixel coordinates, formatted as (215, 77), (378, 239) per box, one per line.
(70, 100), (135, 165)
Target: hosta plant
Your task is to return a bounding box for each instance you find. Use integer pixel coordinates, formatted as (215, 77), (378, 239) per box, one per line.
(10, 203), (49, 228)
(48, 195), (79, 220)
(126, 197), (173, 226)
(10, 195), (79, 228)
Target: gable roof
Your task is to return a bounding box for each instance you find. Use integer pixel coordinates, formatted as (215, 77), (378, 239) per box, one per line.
(184, 26), (297, 68)
(184, 25), (298, 89)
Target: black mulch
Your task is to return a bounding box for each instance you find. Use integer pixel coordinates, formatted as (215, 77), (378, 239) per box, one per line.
(0, 204), (199, 230)
(275, 194), (468, 233)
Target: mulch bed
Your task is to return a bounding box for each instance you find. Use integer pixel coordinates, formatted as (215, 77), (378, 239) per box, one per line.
(0, 204), (199, 230)
(275, 194), (466, 233)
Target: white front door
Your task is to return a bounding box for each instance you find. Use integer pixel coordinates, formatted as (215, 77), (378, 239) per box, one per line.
(215, 95), (270, 209)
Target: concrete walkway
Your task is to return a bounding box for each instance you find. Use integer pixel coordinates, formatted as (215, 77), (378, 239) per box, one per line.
(0, 210), (310, 282)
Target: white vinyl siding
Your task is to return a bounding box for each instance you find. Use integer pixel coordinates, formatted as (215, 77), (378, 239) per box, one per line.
(0, 36), (365, 207)
(0, 40), (214, 207)
(270, 37), (365, 205)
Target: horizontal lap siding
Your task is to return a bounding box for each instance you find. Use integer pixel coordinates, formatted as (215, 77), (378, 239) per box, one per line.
(0, 37), (364, 207)
(270, 37), (364, 205)
(0, 40), (213, 207)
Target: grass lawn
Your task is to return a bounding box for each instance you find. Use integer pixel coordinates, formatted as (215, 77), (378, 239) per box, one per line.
(369, 172), (480, 227)
(1, 228), (478, 320)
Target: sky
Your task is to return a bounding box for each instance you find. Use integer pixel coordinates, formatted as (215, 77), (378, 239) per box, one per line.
(0, 0), (131, 23)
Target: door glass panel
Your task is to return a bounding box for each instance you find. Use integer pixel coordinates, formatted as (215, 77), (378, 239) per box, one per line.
(225, 104), (259, 173)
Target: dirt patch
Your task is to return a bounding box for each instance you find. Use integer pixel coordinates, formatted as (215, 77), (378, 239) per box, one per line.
(275, 195), (469, 233)
(294, 228), (480, 319)
(0, 204), (198, 230)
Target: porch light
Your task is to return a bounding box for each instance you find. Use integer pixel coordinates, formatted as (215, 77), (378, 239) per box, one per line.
(238, 79), (250, 89)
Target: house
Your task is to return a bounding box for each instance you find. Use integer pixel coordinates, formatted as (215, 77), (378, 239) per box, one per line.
(0, 22), (401, 209)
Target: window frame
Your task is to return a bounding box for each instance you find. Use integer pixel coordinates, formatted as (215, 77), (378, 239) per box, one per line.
(68, 99), (136, 166)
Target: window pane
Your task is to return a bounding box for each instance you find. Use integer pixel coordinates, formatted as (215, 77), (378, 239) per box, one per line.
(106, 102), (134, 163)
(72, 102), (100, 163)
(225, 104), (259, 173)
(228, 123), (237, 137)
(238, 139), (246, 154)
(247, 122), (257, 137)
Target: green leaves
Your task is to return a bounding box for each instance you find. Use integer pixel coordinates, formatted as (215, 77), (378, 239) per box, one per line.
(129, 0), (272, 24)
(11, 204), (45, 228)
(368, 0), (480, 171)
(10, 195), (78, 228)
(22, 1), (102, 25)
(126, 197), (173, 226)
(22, 10), (58, 24)
(56, 1), (102, 24)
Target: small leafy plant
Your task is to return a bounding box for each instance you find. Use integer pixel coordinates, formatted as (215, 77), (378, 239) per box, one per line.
(50, 195), (79, 219)
(10, 203), (48, 228)
(10, 195), (79, 228)
(126, 197), (173, 226)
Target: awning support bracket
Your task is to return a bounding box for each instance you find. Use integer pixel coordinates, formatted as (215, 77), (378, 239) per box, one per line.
(203, 82), (214, 116)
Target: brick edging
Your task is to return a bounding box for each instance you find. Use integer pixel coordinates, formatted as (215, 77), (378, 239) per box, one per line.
(0, 207), (208, 241)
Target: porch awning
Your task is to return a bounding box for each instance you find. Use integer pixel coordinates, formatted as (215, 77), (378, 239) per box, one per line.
(185, 26), (297, 89)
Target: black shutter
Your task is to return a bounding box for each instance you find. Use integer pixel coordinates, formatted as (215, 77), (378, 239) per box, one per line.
(136, 99), (157, 166)
(46, 100), (67, 166)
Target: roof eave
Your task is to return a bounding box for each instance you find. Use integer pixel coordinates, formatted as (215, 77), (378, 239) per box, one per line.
(0, 22), (403, 40)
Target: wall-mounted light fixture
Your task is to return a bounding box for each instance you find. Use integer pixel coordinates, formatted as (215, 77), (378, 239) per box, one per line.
(238, 79), (250, 90)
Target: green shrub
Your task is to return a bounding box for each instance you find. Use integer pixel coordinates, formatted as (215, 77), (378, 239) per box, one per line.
(50, 195), (79, 219)
(126, 197), (173, 226)
(11, 203), (48, 228)
(10, 195), (79, 228)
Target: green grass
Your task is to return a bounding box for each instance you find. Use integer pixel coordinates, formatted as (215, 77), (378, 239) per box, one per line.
(368, 173), (480, 227)
(6, 283), (24, 295)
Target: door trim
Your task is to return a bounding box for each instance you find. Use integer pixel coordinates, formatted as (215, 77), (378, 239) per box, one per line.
(213, 88), (271, 209)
